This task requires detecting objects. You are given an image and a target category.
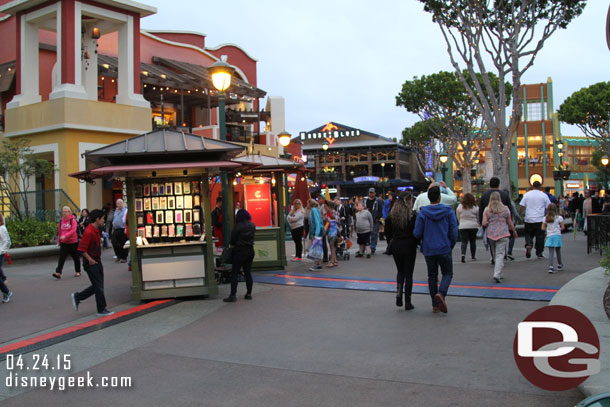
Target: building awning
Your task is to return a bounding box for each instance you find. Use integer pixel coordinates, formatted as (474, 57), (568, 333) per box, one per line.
(69, 161), (242, 180)
(232, 153), (304, 171)
(0, 61), (16, 93)
(564, 138), (597, 147)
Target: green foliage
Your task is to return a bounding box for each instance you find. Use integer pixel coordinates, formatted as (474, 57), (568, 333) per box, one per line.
(401, 120), (437, 146)
(600, 245), (610, 277)
(558, 82), (610, 154)
(6, 217), (58, 247)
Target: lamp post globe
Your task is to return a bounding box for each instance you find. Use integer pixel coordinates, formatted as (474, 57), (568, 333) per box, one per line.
(439, 153), (448, 164)
(278, 131), (291, 147)
(322, 142), (329, 151)
(557, 141), (564, 151)
(602, 155), (609, 167)
(209, 59), (235, 92)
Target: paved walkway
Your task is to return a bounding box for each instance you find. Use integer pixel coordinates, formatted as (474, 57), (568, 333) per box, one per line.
(0, 233), (602, 406)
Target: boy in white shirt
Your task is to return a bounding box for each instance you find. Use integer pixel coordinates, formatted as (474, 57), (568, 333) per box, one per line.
(519, 181), (551, 259)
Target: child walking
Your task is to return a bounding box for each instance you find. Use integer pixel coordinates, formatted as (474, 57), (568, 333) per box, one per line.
(355, 202), (373, 259)
(542, 203), (564, 274)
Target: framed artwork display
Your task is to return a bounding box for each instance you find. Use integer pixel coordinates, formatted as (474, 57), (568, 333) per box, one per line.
(161, 225), (168, 237)
(191, 181), (200, 194)
(165, 183), (173, 195)
(168, 224), (175, 237)
(176, 196), (183, 209)
(193, 210), (200, 222)
(193, 223), (202, 236)
(151, 184), (159, 196)
(184, 195), (192, 209)
(135, 199), (143, 212)
(165, 210), (173, 224)
(144, 198), (151, 211)
(193, 195), (200, 207)
(174, 182), (182, 195)
(183, 181), (191, 194)
(160, 197), (167, 210)
(146, 212), (154, 225)
(159, 184), (165, 196)
(168, 196), (175, 209)
(137, 215), (144, 225)
(137, 227), (145, 238)
(153, 226), (160, 238)
(156, 211), (164, 224)
(176, 224), (184, 237)
(135, 185), (143, 197)
(184, 210), (192, 224)
(185, 224), (193, 237)
(143, 184), (150, 196)
(145, 225), (152, 238)
(175, 210), (183, 223)
(152, 197), (160, 210)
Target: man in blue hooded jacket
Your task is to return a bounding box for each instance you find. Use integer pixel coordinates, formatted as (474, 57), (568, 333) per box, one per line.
(413, 185), (457, 314)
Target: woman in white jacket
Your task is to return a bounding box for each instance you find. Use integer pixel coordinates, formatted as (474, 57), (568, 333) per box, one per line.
(287, 199), (305, 261)
(0, 214), (13, 303)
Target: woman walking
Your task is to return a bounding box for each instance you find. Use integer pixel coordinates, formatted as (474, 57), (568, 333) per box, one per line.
(0, 214), (13, 303)
(456, 193), (479, 263)
(223, 209), (256, 302)
(77, 208), (90, 239)
(355, 201), (373, 258)
(307, 200), (325, 271)
(54, 206), (81, 279)
(385, 192), (419, 310)
(542, 203), (565, 273)
(482, 192), (518, 283)
(326, 201), (339, 267)
(287, 199), (305, 261)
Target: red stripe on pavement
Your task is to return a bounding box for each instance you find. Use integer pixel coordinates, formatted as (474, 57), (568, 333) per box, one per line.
(274, 274), (558, 293)
(0, 300), (172, 354)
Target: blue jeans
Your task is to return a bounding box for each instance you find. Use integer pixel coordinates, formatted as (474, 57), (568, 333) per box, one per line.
(424, 253), (453, 307)
(370, 221), (380, 252)
(0, 254), (8, 295)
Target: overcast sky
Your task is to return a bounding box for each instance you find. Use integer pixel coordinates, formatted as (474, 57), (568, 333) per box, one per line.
(140, 1), (610, 140)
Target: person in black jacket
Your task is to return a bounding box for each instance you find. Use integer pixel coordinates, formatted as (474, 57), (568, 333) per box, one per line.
(223, 209), (256, 302)
(385, 192), (419, 310)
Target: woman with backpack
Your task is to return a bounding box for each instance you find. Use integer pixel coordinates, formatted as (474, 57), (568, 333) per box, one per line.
(53, 206), (81, 279)
(0, 214), (12, 303)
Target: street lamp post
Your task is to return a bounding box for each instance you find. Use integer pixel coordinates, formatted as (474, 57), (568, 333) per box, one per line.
(380, 161), (386, 197)
(208, 59), (235, 248)
(439, 152), (448, 182)
(602, 155), (609, 193)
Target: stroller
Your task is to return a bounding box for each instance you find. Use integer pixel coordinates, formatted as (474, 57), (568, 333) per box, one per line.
(335, 221), (351, 261)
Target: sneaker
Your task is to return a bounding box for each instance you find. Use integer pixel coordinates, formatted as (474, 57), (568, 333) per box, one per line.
(96, 309), (115, 316)
(52, 273), (61, 279)
(537, 253), (545, 259)
(461, 255), (465, 263)
(119, 259), (127, 263)
(114, 257), (120, 262)
(291, 257), (302, 261)
(548, 266), (555, 274)
(525, 246), (532, 258)
(244, 294), (252, 300)
(2, 291), (13, 303)
(309, 266), (322, 272)
(371, 250), (376, 254)
(71, 292), (80, 311)
(506, 254), (515, 261)
(366, 253), (371, 259)
(432, 307), (440, 314)
(223, 296), (237, 303)
(434, 293), (448, 313)
(557, 264), (564, 270)
(355, 253), (364, 258)
(493, 277), (501, 284)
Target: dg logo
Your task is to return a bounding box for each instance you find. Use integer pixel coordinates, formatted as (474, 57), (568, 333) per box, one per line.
(513, 305), (601, 391)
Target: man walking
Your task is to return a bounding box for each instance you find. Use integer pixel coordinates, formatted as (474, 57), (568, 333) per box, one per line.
(111, 199), (128, 263)
(413, 181), (457, 211)
(72, 209), (114, 316)
(413, 186), (457, 314)
(520, 181), (551, 259)
(365, 188), (383, 254)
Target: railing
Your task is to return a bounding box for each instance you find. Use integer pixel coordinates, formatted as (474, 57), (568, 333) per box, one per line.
(586, 214), (610, 255)
(9, 189), (80, 221)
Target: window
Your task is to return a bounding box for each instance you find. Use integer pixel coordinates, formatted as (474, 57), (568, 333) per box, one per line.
(524, 102), (544, 121)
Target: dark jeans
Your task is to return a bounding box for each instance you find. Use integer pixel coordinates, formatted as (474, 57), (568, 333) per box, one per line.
(291, 226), (304, 258)
(391, 240), (417, 297)
(0, 254), (9, 295)
(230, 247), (255, 296)
(322, 235), (328, 261)
(111, 228), (128, 260)
(56, 242), (81, 275)
(460, 228), (477, 258)
(508, 235), (515, 256)
(424, 253), (453, 307)
(524, 222), (545, 256)
(370, 221), (380, 251)
(76, 262), (106, 313)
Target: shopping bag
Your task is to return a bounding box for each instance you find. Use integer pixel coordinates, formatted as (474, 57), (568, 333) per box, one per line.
(476, 226), (484, 238)
(346, 239), (353, 249)
(307, 237), (323, 260)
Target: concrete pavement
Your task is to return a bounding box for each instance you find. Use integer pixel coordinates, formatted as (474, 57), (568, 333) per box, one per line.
(0, 233), (602, 406)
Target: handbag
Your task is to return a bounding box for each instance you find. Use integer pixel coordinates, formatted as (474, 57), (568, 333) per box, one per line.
(220, 246), (233, 264)
(476, 226), (484, 238)
(307, 237), (324, 260)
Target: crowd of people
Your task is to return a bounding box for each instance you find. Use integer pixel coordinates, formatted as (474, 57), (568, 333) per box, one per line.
(289, 177), (596, 315)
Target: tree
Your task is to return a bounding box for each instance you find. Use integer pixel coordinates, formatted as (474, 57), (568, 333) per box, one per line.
(558, 81), (610, 155)
(396, 70), (511, 193)
(419, 0), (587, 190)
(401, 120), (439, 180)
(0, 138), (56, 220)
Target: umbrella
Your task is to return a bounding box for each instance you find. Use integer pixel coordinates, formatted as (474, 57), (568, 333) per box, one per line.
(291, 170), (310, 206)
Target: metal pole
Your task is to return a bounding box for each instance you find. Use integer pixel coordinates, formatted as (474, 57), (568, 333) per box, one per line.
(218, 93), (231, 247)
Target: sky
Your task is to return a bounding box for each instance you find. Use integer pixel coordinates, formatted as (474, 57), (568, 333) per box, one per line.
(140, 1), (610, 140)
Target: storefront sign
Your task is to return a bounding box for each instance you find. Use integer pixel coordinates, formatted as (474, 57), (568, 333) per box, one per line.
(299, 122), (361, 141)
(565, 182), (582, 189)
(245, 184), (272, 227)
(354, 176), (380, 183)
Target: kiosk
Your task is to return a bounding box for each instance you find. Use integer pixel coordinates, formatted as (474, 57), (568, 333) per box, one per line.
(71, 129), (246, 300)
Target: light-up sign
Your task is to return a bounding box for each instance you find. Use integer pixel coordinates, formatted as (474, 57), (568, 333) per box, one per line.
(300, 122), (361, 141)
(354, 176), (380, 183)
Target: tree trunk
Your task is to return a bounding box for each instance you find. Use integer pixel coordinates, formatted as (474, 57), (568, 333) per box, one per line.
(462, 165), (472, 194)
